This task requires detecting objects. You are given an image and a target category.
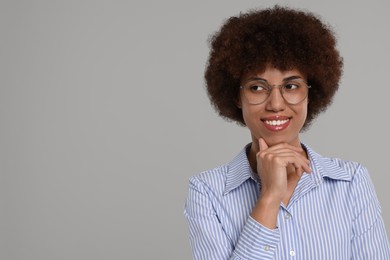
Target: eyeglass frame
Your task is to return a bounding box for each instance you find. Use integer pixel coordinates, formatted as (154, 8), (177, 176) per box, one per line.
(239, 79), (311, 105)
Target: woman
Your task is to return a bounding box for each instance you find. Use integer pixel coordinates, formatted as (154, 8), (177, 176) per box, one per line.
(184, 6), (390, 259)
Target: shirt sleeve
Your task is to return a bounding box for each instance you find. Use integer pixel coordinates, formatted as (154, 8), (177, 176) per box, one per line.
(184, 176), (280, 260)
(350, 165), (390, 259)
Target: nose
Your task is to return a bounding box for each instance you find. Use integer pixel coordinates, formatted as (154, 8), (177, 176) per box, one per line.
(265, 86), (286, 112)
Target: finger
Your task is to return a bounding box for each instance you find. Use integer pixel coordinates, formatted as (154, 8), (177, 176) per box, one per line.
(262, 149), (310, 164)
(264, 143), (305, 153)
(295, 167), (304, 177)
(290, 160), (311, 174)
(259, 138), (268, 151)
(304, 164), (312, 173)
(265, 152), (311, 172)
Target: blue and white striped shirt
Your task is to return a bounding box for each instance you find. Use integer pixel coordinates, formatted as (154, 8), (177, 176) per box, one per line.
(184, 143), (390, 259)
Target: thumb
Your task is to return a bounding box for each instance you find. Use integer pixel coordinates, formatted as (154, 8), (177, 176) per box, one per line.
(259, 138), (268, 151)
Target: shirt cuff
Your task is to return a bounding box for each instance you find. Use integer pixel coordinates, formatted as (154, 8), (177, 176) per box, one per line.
(233, 216), (280, 260)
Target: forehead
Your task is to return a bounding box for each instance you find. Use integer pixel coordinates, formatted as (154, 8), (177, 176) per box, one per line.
(241, 66), (306, 83)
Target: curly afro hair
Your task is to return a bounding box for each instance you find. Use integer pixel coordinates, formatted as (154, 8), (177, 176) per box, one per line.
(205, 5), (343, 130)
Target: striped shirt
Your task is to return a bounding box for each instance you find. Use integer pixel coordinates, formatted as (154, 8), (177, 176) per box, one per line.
(184, 143), (390, 259)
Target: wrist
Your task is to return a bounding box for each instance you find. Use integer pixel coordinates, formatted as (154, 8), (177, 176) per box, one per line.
(257, 194), (281, 211)
(260, 190), (283, 205)
(251, 195), (281, 229)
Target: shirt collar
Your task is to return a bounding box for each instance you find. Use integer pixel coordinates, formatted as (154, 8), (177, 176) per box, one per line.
(223, 143), (352, 195)
(303, 143), (352, 183)
(224, 144), (256, 195)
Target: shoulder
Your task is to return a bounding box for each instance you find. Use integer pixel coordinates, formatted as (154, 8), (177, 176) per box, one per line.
(188, 164), (229, 194)
(329, 157), (366, 175)
(308, 147), (380, 211)
(326, 156), (370, 181)
(188, 144), (251, 192)
(305, 143), (369, 182)
(324, 156), (379, 200)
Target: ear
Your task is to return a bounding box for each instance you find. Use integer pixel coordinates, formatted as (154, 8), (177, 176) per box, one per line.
(235, 96), (242, 109)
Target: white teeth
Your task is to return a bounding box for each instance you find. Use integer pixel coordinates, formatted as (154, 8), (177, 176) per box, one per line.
(265, 119), (289, 126)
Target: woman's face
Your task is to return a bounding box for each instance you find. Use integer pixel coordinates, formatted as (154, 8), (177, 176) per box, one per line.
(238, 66), (308, 148)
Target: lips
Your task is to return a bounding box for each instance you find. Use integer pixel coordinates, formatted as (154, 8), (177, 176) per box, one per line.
(261, 116), (291, 131)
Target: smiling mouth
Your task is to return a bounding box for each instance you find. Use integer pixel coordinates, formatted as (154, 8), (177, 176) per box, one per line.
(264, 119), (290, 126)
(261, 117), (291, 131)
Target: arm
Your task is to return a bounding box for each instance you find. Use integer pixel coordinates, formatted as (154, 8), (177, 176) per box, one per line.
(251, 139), (311, 229)
(184, 139), (310, 259)
(184, 176), (280, 260)
(351, 165), (390, 259)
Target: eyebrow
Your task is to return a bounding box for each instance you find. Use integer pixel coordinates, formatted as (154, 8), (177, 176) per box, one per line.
(243, 75), (304, 83)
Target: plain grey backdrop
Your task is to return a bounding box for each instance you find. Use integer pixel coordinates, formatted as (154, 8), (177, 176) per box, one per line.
(1, 0), (389, 259)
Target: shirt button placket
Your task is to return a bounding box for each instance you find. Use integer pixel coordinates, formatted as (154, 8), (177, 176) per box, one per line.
(284, 211), (295, 258)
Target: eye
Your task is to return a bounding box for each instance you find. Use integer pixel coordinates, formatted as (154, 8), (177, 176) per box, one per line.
(249, 84), (268, 92)
(284, 82), (300, 91)
(250, 85), (263, 91)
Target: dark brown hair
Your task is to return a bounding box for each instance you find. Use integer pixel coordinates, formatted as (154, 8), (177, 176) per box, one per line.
(205, 6), (343, 130)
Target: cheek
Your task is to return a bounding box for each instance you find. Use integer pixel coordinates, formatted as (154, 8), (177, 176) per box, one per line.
(241, 104), (261, 127)
(301, 105), (308, 118)
(297, 103), (308, 125)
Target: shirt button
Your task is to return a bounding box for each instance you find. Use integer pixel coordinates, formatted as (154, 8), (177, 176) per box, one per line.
(264, 246), (270, 251)
(290, 250), (296, 256)
(285, 213), (291, 220)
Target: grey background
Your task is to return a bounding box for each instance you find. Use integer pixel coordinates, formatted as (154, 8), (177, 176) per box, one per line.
(1, 0), (389, 259)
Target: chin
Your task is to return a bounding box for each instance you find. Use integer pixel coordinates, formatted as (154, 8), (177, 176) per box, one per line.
(262, 134), (299, 147)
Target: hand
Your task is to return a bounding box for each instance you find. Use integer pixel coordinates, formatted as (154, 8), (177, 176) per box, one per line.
(251, 138), (311, 228)
(257, 138), (311, 203)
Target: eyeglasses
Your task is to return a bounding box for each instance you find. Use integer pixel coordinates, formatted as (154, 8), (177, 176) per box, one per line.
(240, 79), (311, 105)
